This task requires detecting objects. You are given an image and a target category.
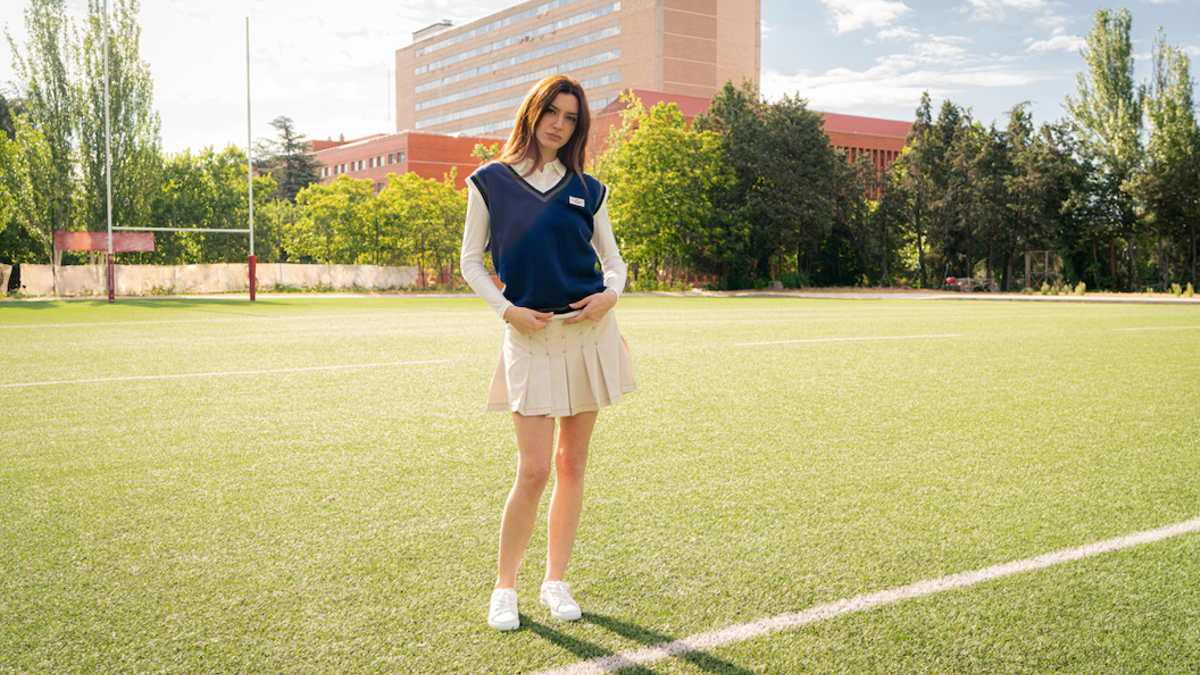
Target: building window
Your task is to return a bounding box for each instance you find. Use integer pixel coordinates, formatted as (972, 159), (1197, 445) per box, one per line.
(398, 152), (406, 163)
(415, 1), (613, 75)
(413, 0), (585, 59)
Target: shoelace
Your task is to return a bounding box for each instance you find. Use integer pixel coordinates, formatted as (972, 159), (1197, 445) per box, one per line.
(492, 592), (517, 613)
(542, 582), (573, 605)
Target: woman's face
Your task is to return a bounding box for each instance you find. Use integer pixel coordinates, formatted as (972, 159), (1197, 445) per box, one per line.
(534, 91), (579, 163)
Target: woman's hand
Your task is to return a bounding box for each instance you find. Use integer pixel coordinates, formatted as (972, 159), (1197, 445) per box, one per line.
(504, 305), (553, 335)
(563, 290), (617, 325)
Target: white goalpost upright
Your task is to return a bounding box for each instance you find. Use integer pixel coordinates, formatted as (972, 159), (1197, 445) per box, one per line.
(107, 15), (259, 301)
(104, 0), (114, 303)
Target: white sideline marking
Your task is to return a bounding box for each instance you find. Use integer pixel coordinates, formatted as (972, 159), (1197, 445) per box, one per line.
(735, 333), (960, 346)
(1113, 325), (1200, 332)
(536, 516), (1200, 675)
(0, 359), (450, 389)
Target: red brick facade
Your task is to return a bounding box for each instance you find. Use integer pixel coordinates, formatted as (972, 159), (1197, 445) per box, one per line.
(306, 90), (911, 195)
(311, 131), (497, 191)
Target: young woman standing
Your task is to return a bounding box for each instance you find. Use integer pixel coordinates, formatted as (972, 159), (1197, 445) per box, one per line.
(460, 74), (634, 631)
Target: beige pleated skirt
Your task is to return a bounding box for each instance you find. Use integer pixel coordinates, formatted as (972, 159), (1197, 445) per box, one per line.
(486, 310), (636, 417)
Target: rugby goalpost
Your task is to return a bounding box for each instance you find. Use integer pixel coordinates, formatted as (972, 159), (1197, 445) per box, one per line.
(103, 13), (257, 303)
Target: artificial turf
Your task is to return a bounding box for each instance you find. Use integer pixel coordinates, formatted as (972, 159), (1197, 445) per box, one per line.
(1, 296), (1197, 674)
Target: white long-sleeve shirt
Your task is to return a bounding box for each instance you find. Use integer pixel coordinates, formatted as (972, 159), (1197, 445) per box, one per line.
(459, 158), (627, 319)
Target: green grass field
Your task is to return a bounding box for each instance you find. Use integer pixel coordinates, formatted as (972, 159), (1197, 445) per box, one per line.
(2, 295), (1198, 674)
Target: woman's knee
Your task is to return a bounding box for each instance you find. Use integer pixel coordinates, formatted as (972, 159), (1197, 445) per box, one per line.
(554, 445), (589, 483)
(514, 461), (552, 494)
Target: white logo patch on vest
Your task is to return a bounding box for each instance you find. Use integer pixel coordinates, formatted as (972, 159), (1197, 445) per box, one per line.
(569, 196), (586, 208)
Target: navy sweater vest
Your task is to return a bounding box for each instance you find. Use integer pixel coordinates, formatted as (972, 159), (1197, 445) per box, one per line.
(469, 162), (608, 312)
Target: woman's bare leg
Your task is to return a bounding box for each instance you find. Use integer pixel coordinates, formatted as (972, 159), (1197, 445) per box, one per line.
(545, 411), (597, 582)
(495, 413), (556, 590)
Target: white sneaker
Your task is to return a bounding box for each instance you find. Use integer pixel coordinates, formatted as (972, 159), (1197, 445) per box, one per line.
(540, 581), (582, 621)
(488, 588), (519, 631)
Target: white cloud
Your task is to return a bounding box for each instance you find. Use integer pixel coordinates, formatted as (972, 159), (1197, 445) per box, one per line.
(911, 36), (972, 64)
(965, 0), (1050, 21)
(1025, 27), (1085, 53)
(762, 18), (774, 39)
(761, 55), (1036, 114)
(876, 26), (920, 41)
(820, 0), (913, 34)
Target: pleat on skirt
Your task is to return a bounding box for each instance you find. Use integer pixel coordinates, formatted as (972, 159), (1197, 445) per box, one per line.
(486, 310), (636, 417)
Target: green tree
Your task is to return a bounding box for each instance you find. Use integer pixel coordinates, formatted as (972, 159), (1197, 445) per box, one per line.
(890, 93), (940, 287)
(471, 142), (499, 164)
(256, 199), (305, 263)
(827, 151), (888, 286)
(255, 116), (322, 202)
(1064, 8), (1145, 290)
(593, 93), (731, 284)
(696, 80), (846, 286)
(376, 170), (465, 282)
(75, 0), (162, 237)
(0, 114), (57, 262)
(294, 175), (375, 264)
(1139, 30), (1200, 286)
(1003, 109), (1083, 289)
(7, 0), (75, 237)
(149, 146), (274, 264)
(0, 90), (29, 140)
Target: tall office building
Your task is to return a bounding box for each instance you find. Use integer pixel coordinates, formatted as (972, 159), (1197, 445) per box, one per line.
(395, 0), (761, 138)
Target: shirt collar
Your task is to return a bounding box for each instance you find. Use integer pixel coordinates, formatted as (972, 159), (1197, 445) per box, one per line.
(513, 157), (566, 177)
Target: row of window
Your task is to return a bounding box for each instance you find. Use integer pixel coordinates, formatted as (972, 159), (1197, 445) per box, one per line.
(416, 49), (620, 112)
(415, 0), (584, 58)
(416, 3), (620, 76)
(841, 147), (899, 168)
(416, 71), (620, 130)
(321, 152), (408, 178)
(451, 93), (616, 137)
(416, 3), (620, 95)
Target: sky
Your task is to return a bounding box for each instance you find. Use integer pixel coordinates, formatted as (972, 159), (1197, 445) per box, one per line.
(1, 0), (1198, 154)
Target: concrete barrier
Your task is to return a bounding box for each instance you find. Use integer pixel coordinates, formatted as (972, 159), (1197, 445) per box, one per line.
(15, 263), (422, 297)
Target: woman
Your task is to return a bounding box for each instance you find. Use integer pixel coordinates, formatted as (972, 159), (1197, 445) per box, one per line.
(460, 74), (635, 631)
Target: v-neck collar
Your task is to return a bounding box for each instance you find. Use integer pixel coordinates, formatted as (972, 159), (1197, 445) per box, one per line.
(503, 161), (573, 203)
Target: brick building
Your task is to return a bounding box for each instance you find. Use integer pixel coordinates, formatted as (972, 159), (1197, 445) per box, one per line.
(589, 89), (910, 173)
(396, 0), (760, 139)
(310, 131), (496, 191)
(307, 0), (909, 194)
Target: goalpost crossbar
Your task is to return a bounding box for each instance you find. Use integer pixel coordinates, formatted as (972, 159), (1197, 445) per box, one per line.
(113, 227), (253, 234)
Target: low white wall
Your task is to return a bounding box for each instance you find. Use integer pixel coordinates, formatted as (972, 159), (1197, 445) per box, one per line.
(0, 264), (11, 297)
(16, 263), (421, 297)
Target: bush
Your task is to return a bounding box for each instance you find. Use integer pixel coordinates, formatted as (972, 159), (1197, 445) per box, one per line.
(1040, 282), (1051, 295)
(778, 271), (810, 289)
(1075, 281), (1086, 296)
(629, 277), (692, 292)
(1172, 283), (1183, 297)
(1187, 283), (1195, 298)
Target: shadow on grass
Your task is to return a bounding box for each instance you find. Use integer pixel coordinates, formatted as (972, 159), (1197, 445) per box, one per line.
(524, 612), (755, 675)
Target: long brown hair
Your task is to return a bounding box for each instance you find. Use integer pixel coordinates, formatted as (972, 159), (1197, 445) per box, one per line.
(494, 74), (590, 176)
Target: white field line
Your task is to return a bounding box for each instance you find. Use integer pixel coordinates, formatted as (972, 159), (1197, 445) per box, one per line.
(1113, 325), (1200, 332)
(1, 359), (450, 389)
(735, 333), (961, 346)
(536, 516), (1200, 675)
(0, 312), (475, 330)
